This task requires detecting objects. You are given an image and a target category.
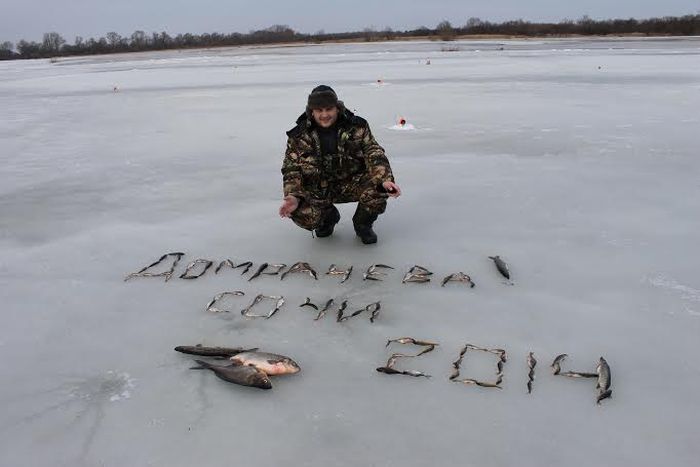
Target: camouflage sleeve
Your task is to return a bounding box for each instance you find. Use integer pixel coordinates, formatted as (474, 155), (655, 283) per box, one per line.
(360, 123), (395, 187)
(281, 136), (305, 199)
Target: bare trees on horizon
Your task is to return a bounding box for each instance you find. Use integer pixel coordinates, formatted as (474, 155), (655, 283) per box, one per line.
(2, 14), (699, 60)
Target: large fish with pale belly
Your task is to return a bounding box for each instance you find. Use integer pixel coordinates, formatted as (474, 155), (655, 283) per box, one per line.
(229, 351), (301, 376)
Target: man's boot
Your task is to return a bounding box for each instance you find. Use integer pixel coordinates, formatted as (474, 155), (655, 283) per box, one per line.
(352, 206), (379, 244)
(314, 206), (340, 238)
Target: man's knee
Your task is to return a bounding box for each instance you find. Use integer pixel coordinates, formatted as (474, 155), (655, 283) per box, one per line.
(290, 201), (330, 230)
(359, 190), (387, 215)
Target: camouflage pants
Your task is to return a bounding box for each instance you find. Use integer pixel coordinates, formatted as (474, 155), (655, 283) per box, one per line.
(290, 173), (388, 231)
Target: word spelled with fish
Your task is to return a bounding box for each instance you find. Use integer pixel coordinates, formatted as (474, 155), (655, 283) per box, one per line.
(125, 253), (512, 288)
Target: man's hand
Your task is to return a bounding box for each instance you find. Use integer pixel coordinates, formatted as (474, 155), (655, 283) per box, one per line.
(279, 195), (299, 218)
(382, 181), (402, 198)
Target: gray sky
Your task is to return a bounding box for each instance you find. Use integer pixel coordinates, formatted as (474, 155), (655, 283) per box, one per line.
(2, 0), (698, 44)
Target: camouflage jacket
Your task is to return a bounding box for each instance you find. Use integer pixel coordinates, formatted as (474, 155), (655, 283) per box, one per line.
(281, 107), (395, 200)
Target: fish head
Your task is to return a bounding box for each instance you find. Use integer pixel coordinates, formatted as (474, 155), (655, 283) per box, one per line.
(251, 370), (273, 389)
(276, 358), (301, 375)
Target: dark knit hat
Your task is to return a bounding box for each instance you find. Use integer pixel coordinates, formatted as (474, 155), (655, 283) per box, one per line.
(307, 85), (338, 109)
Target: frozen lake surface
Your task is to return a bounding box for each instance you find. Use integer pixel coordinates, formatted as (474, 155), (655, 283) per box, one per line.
(1, 37), (700, 466)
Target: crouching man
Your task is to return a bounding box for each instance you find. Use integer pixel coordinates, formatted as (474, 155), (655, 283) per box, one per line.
(278, 85), (401, 244)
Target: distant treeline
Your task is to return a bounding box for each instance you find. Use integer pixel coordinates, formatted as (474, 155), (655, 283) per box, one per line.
(2, 14), (699, 60)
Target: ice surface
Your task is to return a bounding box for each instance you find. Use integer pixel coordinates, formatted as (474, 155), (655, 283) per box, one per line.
(1, 37), (700, 466)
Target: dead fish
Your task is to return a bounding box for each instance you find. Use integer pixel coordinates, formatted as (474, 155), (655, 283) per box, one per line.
(241, 295), (284, 319)
(376, 367), (431, 378)
(334, 300), (348, 322)
(234, 261), (253, 274)
(248, 263), (269, 281)
(551, 354), (568, 375)
(454, 378), (502, 389)
(205, 291), (245, 313)
(596, 357), (612, 404)
(367, 302), (381, 323)
(441, 272), (476, 288)
(299, 297), (318, 310)
(597, 388), (613, 404)
(326, 265), (353, 283)
(174, 344), (258, 358)
(488, 255), (510, 280)
(191, 359), (272, 389)
(315, 299), (334, 320)
(363, 274), (383, 281)
(364, 264), (394, 281)
(180, 259), (213, 279)
(527, 352), (537, 394)
(215, 259), (235, 274)
(262, 264), (287, 275)
(386, 337), (439, 347)
(281, 262), (318, 280)
(402, 273), (431, 283)
(559, 371), (597, 378)
(124, 252), (185, 282)
(409, 265), (433, 275)
(229, 351), (301, 376)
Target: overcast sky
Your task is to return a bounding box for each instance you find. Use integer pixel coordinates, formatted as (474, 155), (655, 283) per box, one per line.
(2, 0), (698, 43)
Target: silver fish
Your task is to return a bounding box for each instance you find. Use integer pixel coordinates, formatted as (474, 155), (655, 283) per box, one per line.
(488, 255), (511, 280)
(241, 294), (284, 319)
(215, 259), (235, 274)
(229, 351), (301, 376)
(551, 354), (568, 375)
(281, 262), (318, 280)
(364, 264), (394, 281)
(205, 291), (245, 313)
(327, 264), (353, 283)
(376, 367), (431, 378)
(596, 357), (612, 404)
(454, 378), (502, 389)
(234, 261), (253, 274)
(314, 299), (334, 321)
(560, 371), (597, 378)
(179, 259), (213, 279)
(248, 263), (269, 281)
(527, 352), (537, 394)
(262, 264), (287, 275)
(441, 272), (476, 288)
(191, 359), (271, 389)
(386, 337), (439, 347)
